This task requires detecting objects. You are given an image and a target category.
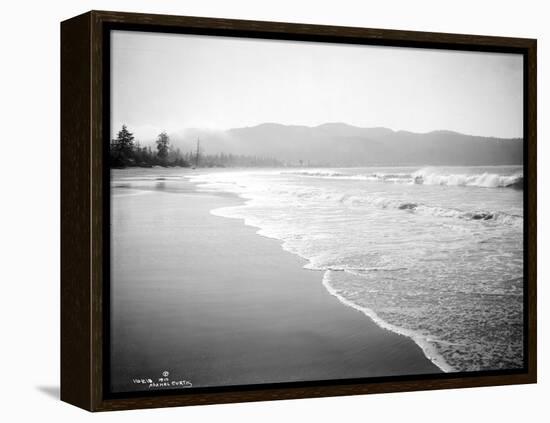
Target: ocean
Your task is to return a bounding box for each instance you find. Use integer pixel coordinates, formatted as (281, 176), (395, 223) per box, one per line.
(188, 165), (524, 373)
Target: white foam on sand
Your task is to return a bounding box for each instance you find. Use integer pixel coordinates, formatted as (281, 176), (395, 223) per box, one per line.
(187, 169), (524, 372)
(322, 270), (455, 373)
(207, 192), (455, 373)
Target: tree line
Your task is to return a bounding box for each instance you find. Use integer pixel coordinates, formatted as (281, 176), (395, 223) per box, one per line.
(110, 125), (282, 168)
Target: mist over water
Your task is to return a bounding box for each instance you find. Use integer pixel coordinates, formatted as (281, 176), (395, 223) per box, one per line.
(190, 165), (524, 372)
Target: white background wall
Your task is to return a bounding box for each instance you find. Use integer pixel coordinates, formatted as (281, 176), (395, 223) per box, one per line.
(0, 0), (546, 421)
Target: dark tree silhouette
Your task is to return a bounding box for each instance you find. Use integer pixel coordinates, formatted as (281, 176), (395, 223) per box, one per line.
(109, 124), (280, 168)
(156, 132), (170, 165)
(110, 124), (135, 167)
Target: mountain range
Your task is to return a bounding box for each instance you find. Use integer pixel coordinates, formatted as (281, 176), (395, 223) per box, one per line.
(167, 122), (522, 166)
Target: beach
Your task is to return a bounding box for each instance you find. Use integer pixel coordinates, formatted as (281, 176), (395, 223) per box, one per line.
(190, 167), (524, 372)
(110, 170), (440, 393)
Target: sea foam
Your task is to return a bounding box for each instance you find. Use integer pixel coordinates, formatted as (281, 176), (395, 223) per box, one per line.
(412, 167), (523, 188)
(188, 167), (524, 372)
(322, 270), (455, 372)
(285, 167), (523, 189)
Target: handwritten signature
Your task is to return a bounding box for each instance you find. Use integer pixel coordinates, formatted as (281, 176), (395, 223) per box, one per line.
(132, 370), (193, 389)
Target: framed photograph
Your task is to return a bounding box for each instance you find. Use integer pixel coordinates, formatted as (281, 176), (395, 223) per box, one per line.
(60, 10), (536, 411)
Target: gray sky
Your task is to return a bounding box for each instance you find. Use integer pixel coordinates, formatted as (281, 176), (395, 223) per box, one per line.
(111, 30), (523, 140)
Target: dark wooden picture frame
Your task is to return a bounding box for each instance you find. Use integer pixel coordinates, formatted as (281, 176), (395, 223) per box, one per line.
(61, 10), (537, 412)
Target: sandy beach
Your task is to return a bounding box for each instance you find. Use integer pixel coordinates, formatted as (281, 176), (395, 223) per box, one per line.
(110, 175), (440, 393)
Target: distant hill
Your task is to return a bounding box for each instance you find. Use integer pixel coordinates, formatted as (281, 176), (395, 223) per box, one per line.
(169, 123), (522, 166)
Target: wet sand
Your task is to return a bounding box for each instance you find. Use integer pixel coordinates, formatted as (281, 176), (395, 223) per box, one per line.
(110, 178), (440, 393)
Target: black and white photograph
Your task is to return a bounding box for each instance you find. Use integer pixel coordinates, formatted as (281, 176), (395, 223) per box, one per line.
(108, 30), (525, 394)
(1, 0), (547, 420)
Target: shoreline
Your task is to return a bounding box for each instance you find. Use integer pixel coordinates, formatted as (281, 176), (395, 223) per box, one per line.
(321, 271), (454, 372)
(197, 180), (453, 373)
(111, 174), (442, 393)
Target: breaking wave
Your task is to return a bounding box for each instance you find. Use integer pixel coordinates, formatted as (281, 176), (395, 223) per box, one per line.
(285, 167), (523, 189)
(412, 167), (523, 189)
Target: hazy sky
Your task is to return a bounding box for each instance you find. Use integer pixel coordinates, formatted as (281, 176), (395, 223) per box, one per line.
(111, 30), (523, 140)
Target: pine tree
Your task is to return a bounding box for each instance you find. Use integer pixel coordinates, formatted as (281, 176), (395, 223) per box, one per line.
(110, 124), (135, 167)
(156, 131), (170, 165)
